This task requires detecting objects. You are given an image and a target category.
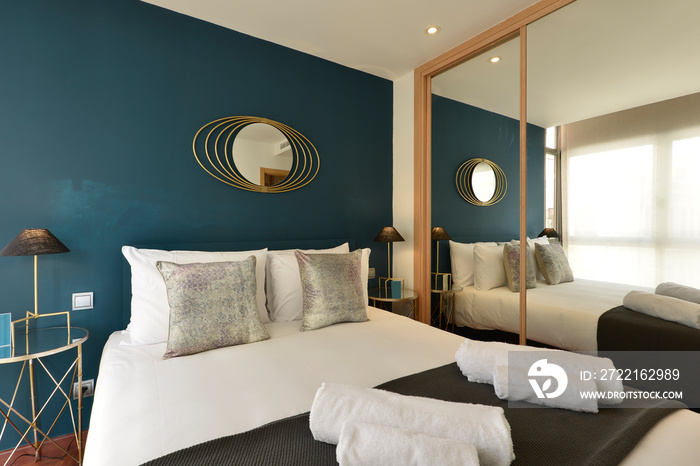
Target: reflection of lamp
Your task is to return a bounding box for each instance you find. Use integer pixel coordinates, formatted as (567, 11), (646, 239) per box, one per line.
(374, 227), (405, 298)
(0, 229), (70, 337)
(431, 227), (452, 290)
(538, 228), (561, 243)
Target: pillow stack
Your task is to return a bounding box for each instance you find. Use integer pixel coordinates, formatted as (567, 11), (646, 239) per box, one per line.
(122, 243), (371, 359)
(450, 237), (574, 293)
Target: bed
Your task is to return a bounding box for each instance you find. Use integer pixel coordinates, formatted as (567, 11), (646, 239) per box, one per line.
(453, 279), (646, 352)
(83, 241), (700, 465)
(449, 239), (654, 352)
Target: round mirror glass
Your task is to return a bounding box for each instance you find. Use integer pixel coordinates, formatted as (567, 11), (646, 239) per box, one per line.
(232, 123), (293, 187)
(472, 161), (497, 202)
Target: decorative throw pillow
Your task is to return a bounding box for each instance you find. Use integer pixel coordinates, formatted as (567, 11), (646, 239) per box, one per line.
(503, 243), (537, 292)
(266, 243), (350, 322)
(534, 243), (574, 285)
(122, 245), (268, 345)
(295, 250), (368, 331)
(157, 257), (270, 359)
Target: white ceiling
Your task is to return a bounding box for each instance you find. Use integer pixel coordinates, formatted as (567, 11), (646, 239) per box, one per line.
(141, 0), (538, 80)
(432, 0), (700, 127)
(143, 0), (700, 127)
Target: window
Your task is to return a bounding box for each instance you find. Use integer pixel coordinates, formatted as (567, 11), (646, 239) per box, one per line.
(561, 95), (700, 287)
(544, 127), (560, 231)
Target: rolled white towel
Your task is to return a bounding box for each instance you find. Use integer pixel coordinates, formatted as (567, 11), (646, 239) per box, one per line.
(624, 290), (700, 329)
(310, 383), (513, 466)
(492, 363), (599, 413)
(455, 339), (623, 405)
(337, 422), (480, 466)
(656, 282), (700, 306)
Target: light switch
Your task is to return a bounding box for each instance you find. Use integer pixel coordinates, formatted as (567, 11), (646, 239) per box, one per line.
(72, 292), (94, 311)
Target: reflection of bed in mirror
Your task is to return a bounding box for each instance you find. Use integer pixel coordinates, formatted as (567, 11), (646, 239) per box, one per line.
(448, 238), (649, 352)
(449, 238), (700, 353)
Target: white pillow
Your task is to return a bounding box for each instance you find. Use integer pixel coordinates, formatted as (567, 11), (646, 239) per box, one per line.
(266, 243), (350, 322)
(527, 236), (550, 281)
(449, 240), (497, 287)
(122, 246), (268, 345)
(474, 243), (507, 291)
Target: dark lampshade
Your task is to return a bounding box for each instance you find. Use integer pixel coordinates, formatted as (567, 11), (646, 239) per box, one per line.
(373, 227), (405, 243)
(0, 229), (70, 257)
(538, 228), (561, 239)
(431, 227), (451, 241)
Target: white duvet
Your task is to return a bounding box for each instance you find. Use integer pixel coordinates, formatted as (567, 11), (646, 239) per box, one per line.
(84, 307), (700, 466)
(454, 279), (652, 352)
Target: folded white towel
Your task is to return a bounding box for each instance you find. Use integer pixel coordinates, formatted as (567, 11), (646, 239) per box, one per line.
(455, 339), (623, 406)
(310, 383), (513, 466)
(337, 422), (480, 466)
(624, 290), (700, 329)
(656, 282), (700, 306)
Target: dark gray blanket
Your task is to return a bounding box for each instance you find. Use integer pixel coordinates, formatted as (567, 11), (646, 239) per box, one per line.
(598, 305), (700, 351)
(143, 363), (684, 466)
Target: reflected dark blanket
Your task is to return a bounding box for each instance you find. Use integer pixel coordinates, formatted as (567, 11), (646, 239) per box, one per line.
(598, 305), (700, 351)
(143, 362), (684, 466)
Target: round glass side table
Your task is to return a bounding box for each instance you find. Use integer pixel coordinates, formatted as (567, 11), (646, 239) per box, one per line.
(0, 326), (88, 464)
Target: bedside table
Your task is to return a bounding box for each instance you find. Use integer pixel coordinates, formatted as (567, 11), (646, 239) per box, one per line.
(431, 287), (463, 331)
(0, 326), (88, 464)
(368, 288), (418, 319)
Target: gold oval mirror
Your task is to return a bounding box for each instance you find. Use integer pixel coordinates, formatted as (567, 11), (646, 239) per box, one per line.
(192, 116), (320, 193)
(456, 158), (507, 206)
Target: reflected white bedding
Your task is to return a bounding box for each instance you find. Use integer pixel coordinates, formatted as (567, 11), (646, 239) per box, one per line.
(84, 307), (700, 466)
(454, 279), (652, 352)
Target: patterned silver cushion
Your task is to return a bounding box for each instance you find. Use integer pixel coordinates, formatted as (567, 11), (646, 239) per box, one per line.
(157, 257), (270, 359)
(534, 242), (574, 285)
(295, 250), (368, 331)
(503, 243), (537, 292)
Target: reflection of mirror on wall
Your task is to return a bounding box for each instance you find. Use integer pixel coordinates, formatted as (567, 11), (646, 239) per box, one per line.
(233, 123), (292, 187)
(455, 158), (507, 206)
(430, 34), (544, 240)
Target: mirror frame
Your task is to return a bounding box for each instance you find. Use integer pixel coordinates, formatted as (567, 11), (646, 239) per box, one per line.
(456, 158), (507, 206)
(413, 0), (576, 338)
(193, 116), (320, 193)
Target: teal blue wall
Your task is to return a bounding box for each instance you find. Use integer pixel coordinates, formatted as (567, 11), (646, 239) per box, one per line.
(431, 95), (545, 270)
(0, 0), (392, 446)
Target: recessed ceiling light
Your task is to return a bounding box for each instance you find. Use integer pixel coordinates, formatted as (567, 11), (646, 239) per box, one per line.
(426, 26), (439, 35)
(489, 56), (501, 63)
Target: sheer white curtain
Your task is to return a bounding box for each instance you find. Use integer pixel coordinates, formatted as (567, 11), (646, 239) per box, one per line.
(562, 93), (700, 287)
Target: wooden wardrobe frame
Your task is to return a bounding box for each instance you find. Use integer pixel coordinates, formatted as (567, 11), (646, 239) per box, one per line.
(413, 0), (576, 343)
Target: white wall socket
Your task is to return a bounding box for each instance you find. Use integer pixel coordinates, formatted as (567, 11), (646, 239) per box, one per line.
(368, 268), (376, 280)
(73, 379), (95, 399)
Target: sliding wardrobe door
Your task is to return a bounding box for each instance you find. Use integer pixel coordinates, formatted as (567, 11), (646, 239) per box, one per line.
(527, 0), (700, 289)
(429, 36), (524, 330)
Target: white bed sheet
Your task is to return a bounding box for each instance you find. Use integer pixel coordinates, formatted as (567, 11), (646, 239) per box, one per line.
(454, 279), (651, 352)
(83, 307), (463, 465)
(84, 306), (700, 466)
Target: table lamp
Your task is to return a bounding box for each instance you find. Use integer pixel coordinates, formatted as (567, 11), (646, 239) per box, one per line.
(373, 227), (405, 298)
(0, 229), (71, 340)
(538, 228), (561, 243)
(431, 227), (452, 290)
